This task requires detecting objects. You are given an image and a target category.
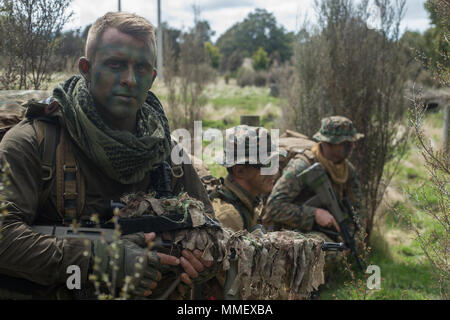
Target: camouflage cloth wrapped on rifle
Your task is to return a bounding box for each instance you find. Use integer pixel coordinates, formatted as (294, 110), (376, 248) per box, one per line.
(118, 191), (224, 297)
(117, 192), (326, 300)
(221, 229), (325, 300)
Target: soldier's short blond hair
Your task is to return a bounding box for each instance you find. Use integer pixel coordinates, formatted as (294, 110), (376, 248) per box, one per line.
(85, 12), (156, 63)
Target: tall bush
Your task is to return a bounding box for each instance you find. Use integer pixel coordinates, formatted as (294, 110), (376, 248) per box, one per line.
(0, 0), (73, 89)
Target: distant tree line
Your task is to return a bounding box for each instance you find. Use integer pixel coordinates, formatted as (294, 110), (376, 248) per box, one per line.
(1, 2), (444, 91)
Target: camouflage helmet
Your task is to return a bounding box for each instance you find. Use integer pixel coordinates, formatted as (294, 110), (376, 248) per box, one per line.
(219, 125), (284, 168)
(313, 116), (364, 144)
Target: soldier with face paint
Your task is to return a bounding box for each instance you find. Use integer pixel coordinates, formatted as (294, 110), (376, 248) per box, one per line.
(264, 116), (366, 279)
(211, 125), (281, 233)
(0, 12), (215, 299)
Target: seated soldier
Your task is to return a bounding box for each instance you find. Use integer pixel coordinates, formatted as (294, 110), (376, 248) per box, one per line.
(211, 125), (280, 233)
(199, 125), (280, 299)
(265, 116), (366, 278)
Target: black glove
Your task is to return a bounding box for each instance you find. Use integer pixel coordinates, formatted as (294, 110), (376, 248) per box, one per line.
(91, 239), (162, 297)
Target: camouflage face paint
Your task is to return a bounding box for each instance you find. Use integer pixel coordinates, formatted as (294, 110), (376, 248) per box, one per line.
(88, 28), (156, 130)
(245, 166), (277, 196)
(343, 141), (353, 159)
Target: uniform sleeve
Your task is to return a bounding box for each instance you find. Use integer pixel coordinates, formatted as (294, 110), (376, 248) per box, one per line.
(265, 158), (316, 231)
(0, 121), (91, 286)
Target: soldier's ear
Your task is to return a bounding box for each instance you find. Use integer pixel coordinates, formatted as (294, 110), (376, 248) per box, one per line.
(78, 57), (91, 82)
(149, 68), (157, 89)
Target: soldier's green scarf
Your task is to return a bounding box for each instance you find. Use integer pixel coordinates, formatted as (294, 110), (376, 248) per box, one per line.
(53, 75), (171, 184)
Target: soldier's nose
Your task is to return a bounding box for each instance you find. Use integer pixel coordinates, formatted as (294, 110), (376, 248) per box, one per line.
(120, 65), (137, 88)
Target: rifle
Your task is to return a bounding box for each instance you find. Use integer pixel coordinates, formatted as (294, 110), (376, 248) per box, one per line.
(297, 162), (366, 272)
(32, 204), (221, 300)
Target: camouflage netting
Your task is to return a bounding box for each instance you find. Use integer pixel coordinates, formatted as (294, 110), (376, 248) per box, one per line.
(119, 192), (326, 299)
(221, 229), (325, 299)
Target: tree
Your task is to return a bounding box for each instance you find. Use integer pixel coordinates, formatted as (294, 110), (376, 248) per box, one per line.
(53, 29), (85, 72)
(219, 49), (244, 73)
(163, 9), (216, 132)
(194, 20), (215, 44)
(0, 0), (73, 89)
(161, 22), (181, 64)
(216, 8), (294, 64)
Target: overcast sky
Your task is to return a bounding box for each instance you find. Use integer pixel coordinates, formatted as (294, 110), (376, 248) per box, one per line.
(66, 0), (432, 42)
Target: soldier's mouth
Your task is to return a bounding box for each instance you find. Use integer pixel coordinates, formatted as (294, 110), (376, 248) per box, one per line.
(114, 94), (136, 100)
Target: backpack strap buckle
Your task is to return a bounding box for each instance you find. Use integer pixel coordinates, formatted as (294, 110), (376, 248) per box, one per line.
(41, 164), (53, 181)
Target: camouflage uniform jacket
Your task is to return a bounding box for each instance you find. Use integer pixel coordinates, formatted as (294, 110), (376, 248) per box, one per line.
(211, 175), (260, 232)
(264, 149), (364, 233)
(0, 101), (213, 298)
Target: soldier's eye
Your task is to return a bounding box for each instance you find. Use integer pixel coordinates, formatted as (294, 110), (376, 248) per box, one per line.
(136, 63), (151, 74)
(106, 60), (123, 69)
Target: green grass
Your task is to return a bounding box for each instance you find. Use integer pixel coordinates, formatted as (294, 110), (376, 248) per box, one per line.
(320, 229), (441, 300)
(209, 90), (278, 112)
(384, 202), (413, 229)
(426, 108), (445, 129)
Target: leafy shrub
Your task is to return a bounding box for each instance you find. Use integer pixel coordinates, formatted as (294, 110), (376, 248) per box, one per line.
(252, 47), (269, 71)
(205, 41), (221, 69)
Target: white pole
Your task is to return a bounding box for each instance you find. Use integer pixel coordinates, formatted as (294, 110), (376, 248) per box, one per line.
(157, 0), (163, 80)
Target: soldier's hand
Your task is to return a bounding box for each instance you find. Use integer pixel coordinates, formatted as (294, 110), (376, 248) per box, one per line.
(140, 232), (181, 296)
(314, 208), (341, 232)
(142, 234), (215, 286)
(179, 249), (214, 285)
(92, 234), (181, 298)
